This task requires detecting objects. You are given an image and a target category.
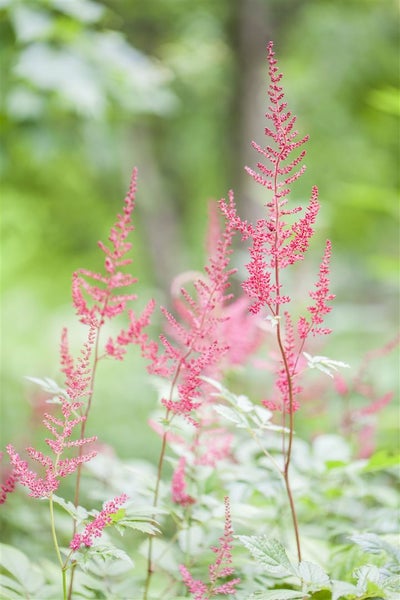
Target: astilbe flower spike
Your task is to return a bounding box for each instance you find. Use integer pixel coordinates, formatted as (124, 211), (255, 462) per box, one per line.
(5, 327), (98, 499)
(72, 168), (155, 362)
(143, 195), (239, 593)
(179, 497), (240, 599)
(220, 42), (334, 415)
(220, 41), (337, 563)
(171, 457), (196, 507)
(146, 191), (237, 425)
(337, 334), (399, 457)
(70, 493), (128, 550)
(0, 453), (19, 505)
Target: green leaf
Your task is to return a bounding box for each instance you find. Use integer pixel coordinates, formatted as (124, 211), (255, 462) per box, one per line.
(363, 450), (400, 472)
(354, 565), (383, 595)
(0, 544), (45, 595)
(109, 507), (126, 524)
(248, 590), (307, 600)
(331, 579), (359, 600)
(114, 519), (160, 536)
(76, 542), (134, 571)
(251, 404), (273, 427)
(349, 533), (400, 563)
(52, 494), (89, 522)
(0, 573), (25, 597)
(236, 535), (295, 577)
(213, 403), (249, 428)
(297, 561), (330, 593)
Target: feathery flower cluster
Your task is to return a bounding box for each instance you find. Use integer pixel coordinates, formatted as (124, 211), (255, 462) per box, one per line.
(337, 335), (399, 457)
(4, 314), (100, 499)
(179, 497), (240, 598)
(0, 453), (19, 505)
(220, 42), (335, 414)
(6, 359), (97, 498)
(70, 493), (128, 550)
(146, 192), (237, 424)
(72, 168), (154, 361)
(171, 457), (196, 507)
(298, 240), (335, 338)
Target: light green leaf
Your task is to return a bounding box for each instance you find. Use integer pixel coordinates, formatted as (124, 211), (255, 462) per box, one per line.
(303, 352), (350, 378)
(247, 590), (306, 600)
(251, 404), (273, 426)
(363, 450), (400, 472)
(213, 404), (249, 428)
(25, 376), (66, 397)
(236, 394), (255, 412)
(297, 561), (330, 592)
(349, 533), (400, 562)
(0, 544), (32, 584)
(114, 519), (160, 536)
(52, 494), (89, 522)
(331, 579), (359, 600)
(236, 535), (295, 577)
(354, 564), (382, 594)
(0, 545), (45, 594)
(0, 573), (25, 596)
(76, 543), (134, 570)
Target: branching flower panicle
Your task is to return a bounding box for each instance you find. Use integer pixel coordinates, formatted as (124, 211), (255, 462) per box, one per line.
(5, 328), (98, 499)
(0, 453), (19, 505)
(171, 457), (196, 507)
(179, 496), (240, 598)
(147, 191), (237, 424)
(72, 168), (155, 361)
(220, 42), (334, 417)
(219, 41), (337, 563)
(70, 493), (128, 550)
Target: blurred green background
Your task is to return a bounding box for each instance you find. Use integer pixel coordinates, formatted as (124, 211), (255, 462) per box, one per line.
(0, 0), (399, 461)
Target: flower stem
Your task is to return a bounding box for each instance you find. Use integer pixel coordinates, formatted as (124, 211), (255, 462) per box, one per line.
(143, 422), (169, 600)
(276, 322), (302, 563)
(49, 494), (68, 600)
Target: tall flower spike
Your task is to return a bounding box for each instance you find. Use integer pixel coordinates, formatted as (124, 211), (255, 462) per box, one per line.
(5, 325), (98, 499)
(72, 168), (155, 362)
(145, 191), (237, 425)
(179, 497), (240, 598)
(171, 457), (196, 507)
(221, 42), (320, 315)
(220, 42), (335, 421)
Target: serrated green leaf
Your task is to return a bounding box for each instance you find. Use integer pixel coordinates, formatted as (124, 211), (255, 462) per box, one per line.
(236, 535), (295, 576)
(24, 376), (66, 396)
(251, 405), (273, 426)
(236, 394), (255, 412)
(214, 404), (249, 428)
(248, 590), (306, 600)
(297, 561), (330, 592)
(76, 542), (134, 568)
(115, 519), (160, 536)
(52, 494), (89, 522)
(350, 533), (400, 563)
(331, 579), (359, 600)
(354, 564), (382, 595)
